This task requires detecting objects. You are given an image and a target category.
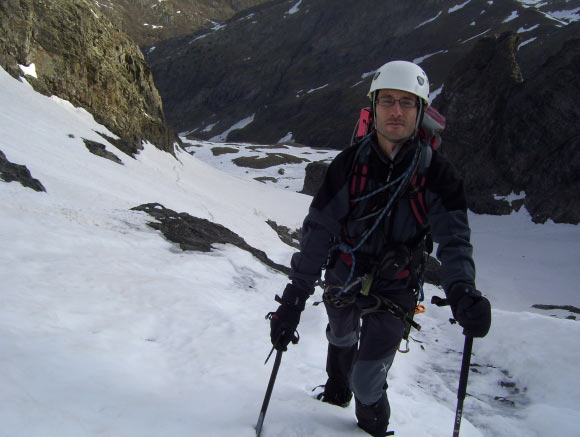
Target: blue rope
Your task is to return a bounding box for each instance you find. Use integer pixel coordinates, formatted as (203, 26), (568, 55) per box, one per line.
(334, 146), (421, 297)
(351, 169), (408, 203)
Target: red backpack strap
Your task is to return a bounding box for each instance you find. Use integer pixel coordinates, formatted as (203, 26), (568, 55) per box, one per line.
(351, 107), (374, 145)
(348, 139), (372, 202)
(409, 174), (428, 226)
(356, 107), (373, 138)
(350, 163), (368, 201)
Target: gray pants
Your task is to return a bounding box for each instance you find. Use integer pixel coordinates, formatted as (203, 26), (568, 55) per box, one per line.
(324, 295), (408, 406)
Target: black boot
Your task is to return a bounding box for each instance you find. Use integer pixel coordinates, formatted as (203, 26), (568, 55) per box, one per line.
(316, 377), (353, 407)
(316, 342), (357, 406)
(355, 392), (390, 437)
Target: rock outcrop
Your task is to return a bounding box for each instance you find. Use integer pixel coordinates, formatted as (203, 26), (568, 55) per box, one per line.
(132, 203), (291, 275)
(501, 38), (580, 224)
(435, 32), (580, 223)
(0, 150), (46, 192)
(0, 0), (178, 156)
(434, 32), (523, 215)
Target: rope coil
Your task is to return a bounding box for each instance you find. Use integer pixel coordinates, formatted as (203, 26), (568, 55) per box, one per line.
(333, 145), (422, 297)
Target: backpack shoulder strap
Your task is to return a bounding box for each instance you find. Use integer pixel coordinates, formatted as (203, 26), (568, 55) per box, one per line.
(348, 135), (373, 200)
(419, 141), (432, 174)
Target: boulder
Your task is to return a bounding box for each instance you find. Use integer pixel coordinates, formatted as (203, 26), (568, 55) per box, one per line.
(301, 160), (329, 196)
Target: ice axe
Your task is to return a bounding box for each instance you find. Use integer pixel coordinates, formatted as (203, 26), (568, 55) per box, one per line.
(255, 346), (283, 437)
(255, 318), (299, 437)
(431, 295), (474, 437)
(453, 334), (473, 436)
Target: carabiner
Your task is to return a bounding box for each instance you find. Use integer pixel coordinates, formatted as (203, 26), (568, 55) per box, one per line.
(398, 338), (410, 353)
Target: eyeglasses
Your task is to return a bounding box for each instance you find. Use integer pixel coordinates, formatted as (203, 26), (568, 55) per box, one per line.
(376, 97), (418, 109)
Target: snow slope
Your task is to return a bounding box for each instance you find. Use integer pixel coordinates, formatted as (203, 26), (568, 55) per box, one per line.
(1, 66), (579, 436)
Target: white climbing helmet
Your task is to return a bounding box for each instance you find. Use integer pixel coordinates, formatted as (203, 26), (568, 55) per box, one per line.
(368, 60), (430, 105)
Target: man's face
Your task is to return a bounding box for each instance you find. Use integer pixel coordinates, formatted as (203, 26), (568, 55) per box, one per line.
(374, 89), (419, 145)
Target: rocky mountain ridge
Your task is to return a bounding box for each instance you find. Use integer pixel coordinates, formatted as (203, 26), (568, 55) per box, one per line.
(146, 0), (580, 223)
(0, 0), (177, 156)
(0, 0), (578, 224)
(146, 0), (580, 147)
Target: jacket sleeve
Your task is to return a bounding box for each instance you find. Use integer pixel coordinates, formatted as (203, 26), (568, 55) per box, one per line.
(289, 148), (355, 294)
(425, 151), (476, 293)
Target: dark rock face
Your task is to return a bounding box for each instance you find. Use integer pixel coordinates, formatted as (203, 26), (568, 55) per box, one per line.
(436, 32), (580, 223)
(0, 149), (46, 192)
(147, 0), (579, 150)
(146, 0), (580, 223)
(0, 0), (178, 156)
(266, 219), (301, 249)
(502, 38), (580, 224)
(232, 153), (308, 169)
(435, 32), (523, 214)
(132, 203), (291, 275)
(531, 304), (580, 320)
(82, 139), (124, 165)
(95, 0), (272, 48)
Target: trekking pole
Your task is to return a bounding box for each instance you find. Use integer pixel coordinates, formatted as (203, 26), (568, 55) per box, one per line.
(453, 335), (473, 437)
(255, 347), (283, 437)
(431, 296), (474, 436)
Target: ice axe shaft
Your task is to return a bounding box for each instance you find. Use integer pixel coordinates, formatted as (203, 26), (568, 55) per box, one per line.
(430, 296), (474, 436)
(255, 348), (283, 437)
(453, 335), (473, 437)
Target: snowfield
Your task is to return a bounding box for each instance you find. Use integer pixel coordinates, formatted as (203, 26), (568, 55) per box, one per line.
(1, 66), (579, 436)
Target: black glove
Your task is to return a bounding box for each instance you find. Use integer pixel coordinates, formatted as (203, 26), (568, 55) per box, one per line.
(269, 284), (308, 351)
(448, 283), (491, 338)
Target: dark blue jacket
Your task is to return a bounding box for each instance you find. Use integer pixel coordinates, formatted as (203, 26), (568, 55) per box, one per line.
(289, 133), (475, 300)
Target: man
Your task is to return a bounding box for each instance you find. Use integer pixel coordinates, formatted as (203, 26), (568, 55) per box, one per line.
(269, 60), (491, 436)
